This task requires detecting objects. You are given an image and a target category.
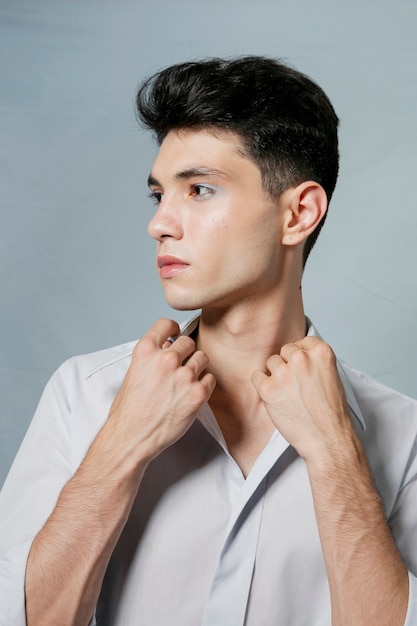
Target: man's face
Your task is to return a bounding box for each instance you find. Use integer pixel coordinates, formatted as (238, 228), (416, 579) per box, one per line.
(147, 128), (286, 312)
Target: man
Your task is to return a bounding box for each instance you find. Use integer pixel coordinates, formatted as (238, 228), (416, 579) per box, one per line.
(0, 56), (416, 626)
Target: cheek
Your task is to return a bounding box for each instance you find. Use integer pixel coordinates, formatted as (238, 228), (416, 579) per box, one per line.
(245, 220), (282, 278)
(189, 208), (232, 249)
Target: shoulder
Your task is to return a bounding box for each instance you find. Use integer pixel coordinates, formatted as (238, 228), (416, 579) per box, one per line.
(339, 360), (417, 513)
(53, 315), (199, 384)
(39, 340), (139, 419)
(29, 340), (140, 464)
(308, 318), (417, 431)
(55, 339), (138, 384)
(340, 359), (417, 426)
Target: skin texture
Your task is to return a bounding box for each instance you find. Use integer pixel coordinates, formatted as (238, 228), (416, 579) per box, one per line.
(147, 129), (286, 312)
(25, 129), (408, 625)
(253, 336), (408, 625)
(26, 318), (215, 625)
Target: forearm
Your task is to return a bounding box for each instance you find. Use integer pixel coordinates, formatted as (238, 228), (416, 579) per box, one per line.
(252, 336), (412, 624)
(25, 420), (149, 626)
(25, 319), (214, 625)
(307, 435), (409, 626)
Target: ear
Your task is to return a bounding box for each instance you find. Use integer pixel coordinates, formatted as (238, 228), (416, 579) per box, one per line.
(280, 181), (328, 246)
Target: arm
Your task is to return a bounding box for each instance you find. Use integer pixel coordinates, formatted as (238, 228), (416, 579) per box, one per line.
(252, 337), (409, 626)
(25, 318), (215, 626)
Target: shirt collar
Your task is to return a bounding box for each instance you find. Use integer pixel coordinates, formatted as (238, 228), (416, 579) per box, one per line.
(305, 317), (366, 430)
(179, 313), (366, 432)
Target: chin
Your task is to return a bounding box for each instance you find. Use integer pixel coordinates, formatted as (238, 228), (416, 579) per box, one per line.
(168, 303), (199, 312)
(161, 284), (202, 311)
(163, 285), (231, 312)
(164, 294), (204, 312)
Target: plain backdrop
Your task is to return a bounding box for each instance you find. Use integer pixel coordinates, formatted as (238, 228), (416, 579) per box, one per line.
(1, 0), (416, 486)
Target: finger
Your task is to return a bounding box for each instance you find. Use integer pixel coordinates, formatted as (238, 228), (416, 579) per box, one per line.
(265, 354), (285, 371)
(144, 318), (181, 349)
(251, 368), (268, 391)
(279, 342), (304, 362)
(199, 372), (216, 398)
(168, 334), (197, 362)
(293, 337), (336, 367)
(293, 336), (324, 351)
(184, 350), (209, 376)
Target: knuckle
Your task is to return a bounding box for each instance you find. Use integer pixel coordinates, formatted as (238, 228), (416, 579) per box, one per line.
(315, 341), (335, 361)
(157, 317), (179, 331)
(266, 354), (278, 368)
(290, 349), (306, 365)
(192, 382), (206, 402)
(132, 337), (152, 357)
(160, 349), (180, 369)
(131, 341), (142, 357)
(180, 364), (195, 383)
(195, 350), (209, 367)
(259, 377), (273, 398)
(175, 335), (195, 350)
(190, 381), (209, 405)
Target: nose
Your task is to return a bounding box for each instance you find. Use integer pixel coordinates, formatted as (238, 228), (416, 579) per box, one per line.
(147, 200), (183, 242)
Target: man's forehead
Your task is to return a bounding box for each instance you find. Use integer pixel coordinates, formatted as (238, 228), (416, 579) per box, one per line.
(149, 128), (250, 182)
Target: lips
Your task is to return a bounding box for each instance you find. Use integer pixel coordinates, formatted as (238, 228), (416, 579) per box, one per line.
(157, 255), (189, 278)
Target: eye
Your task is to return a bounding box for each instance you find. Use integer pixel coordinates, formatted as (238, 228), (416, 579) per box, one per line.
(148, 190), (163, 205)
(190, 184), (215, 199)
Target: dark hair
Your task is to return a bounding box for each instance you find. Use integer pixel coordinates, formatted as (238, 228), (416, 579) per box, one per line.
(136, 56), (339, 265)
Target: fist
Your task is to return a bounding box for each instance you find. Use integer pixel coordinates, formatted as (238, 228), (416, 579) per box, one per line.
(251, 337), (354, 462)
(108, 318), (216, 462)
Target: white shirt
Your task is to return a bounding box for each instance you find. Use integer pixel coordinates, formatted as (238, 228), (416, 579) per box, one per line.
(1, 317), (417, 626)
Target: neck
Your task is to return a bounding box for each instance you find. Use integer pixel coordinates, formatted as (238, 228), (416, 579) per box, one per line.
(194, 286), (306, 476)
(196, 287), (306, 389)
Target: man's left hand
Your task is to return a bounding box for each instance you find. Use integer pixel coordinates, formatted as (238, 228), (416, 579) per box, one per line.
(251, 337), (355, 463)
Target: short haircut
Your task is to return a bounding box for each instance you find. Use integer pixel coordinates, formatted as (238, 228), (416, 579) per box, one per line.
(136, 56), (339, 265)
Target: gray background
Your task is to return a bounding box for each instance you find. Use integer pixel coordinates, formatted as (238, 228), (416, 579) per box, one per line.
(1, 0), (416, 487)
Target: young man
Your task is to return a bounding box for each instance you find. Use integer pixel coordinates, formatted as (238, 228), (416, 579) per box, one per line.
(1, 56), (416, 626)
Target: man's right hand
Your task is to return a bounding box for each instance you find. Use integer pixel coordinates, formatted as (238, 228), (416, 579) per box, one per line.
(107, 318), (216, 465)
(25, 318), (215, 626)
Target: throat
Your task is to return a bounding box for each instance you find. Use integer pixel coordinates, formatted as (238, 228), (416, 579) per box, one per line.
(209, 391), (276, 478)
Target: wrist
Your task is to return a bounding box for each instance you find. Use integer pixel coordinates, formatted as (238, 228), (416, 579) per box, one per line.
(87, 418), (153, 484)
(304, 428), (370, 484)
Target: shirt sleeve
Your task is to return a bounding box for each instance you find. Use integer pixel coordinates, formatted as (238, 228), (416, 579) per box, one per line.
(389, 428), (417, 625)
(405, 572), (417, 626)
(0, 540), (33, 625)
(0, 361), (77, 625)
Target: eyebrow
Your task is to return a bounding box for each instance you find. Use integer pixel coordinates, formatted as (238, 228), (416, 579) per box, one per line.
(147, 167), (227, 188)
